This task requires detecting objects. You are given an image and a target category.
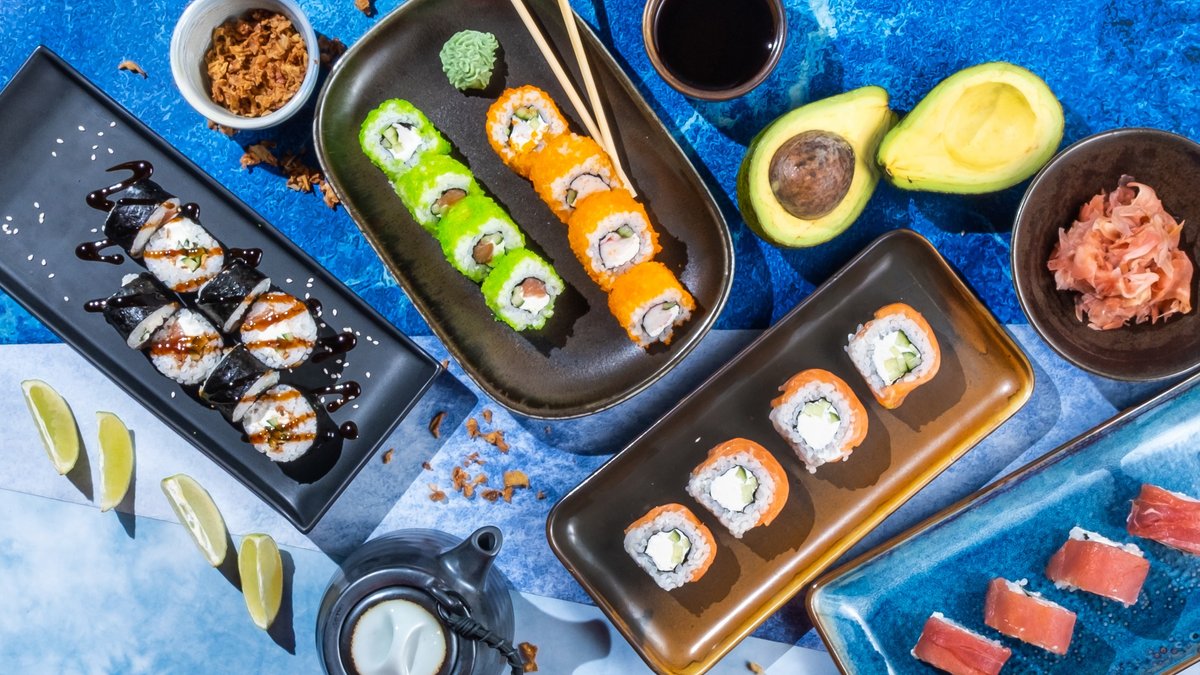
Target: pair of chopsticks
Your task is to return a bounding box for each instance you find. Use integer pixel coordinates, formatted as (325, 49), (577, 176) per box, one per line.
(509, 0), (637, 197)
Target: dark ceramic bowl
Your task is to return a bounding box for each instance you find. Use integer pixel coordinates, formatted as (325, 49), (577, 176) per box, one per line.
(1012, 127), (1200, 381)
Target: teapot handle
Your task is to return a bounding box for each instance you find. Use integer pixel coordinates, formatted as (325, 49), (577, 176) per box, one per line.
(428, 583), (525, 675)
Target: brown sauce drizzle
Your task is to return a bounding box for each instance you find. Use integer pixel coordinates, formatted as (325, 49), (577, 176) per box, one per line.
(86, 160), (154, 212)
(242, 297), (310, 332)
(245, 336), (315, 352)
(227, 248), (263, 267)
(305, 298), (323, 317)
(149, 333), (221, 361)
(312, 332), (357, 364)
(76, 239), (123, 265)
(339, 422), (358, 439)
(180, 203), (200, 220)
(142, 246), (224, 260)
(311, 381), (361, 413)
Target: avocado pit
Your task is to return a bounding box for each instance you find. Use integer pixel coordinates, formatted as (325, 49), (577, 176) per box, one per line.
(768, 130), (855, 220)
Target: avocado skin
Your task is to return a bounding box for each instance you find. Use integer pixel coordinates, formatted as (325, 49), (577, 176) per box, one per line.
(736, 87), (896, 248)
(877, 62), (1064, 194)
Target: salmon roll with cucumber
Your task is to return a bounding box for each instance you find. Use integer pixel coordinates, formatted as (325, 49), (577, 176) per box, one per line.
(142, 215), (225, 294)
(607, 261), (694, 348)
(486, 86), (569, 177)
(623, 503), (716, 591)
(770, 369), (869, 473)
(394, 155), (479, 233)
(241, 384), (325, 463)
(94, 273), (182, 350)
(359, 99), (451, 178)
(846, 303), (941, 409)
(437, 195), (526, 282)
(240, 291), (319, 370)
(528, 133), (624, 223)
(686, 439), (789, 539)
(481, 249), (564, 331)
(567, 189), (661, 289)
(148, 308), (225, 385)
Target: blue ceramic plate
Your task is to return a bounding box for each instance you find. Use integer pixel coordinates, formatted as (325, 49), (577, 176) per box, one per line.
(808, 373), (1200, 674)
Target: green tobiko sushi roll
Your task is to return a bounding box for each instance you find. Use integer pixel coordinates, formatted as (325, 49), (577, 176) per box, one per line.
(480, 249), (564, 331)
(437, 195), (526, 282)
(394, 155), (479, 232)
(359, 99), (451, 178)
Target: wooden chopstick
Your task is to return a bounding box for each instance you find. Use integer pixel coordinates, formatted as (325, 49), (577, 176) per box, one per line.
(508, 0), (636, 196)
(553, 0), (636, 197)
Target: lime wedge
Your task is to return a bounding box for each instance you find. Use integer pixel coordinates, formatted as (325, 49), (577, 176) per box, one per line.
(161, 474), (228, 566)
(95, 412), (134, 512)
(239, 533), (283, 629)
(20, 379), (80, 475)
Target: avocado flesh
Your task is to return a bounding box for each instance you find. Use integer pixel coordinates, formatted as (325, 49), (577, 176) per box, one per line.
(877, 62), (1064, 193)
(737, 86), (897, 248)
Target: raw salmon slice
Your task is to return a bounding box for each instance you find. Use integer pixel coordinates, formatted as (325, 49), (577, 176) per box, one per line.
(1127, 483), (1200, 555)
(1045, 527), (1149, 606)
(983, 578), (1076, 655)
(912, 613), (1012, 675)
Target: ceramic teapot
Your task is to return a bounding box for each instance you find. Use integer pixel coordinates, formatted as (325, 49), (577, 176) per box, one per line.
(316, 526), (519, 675)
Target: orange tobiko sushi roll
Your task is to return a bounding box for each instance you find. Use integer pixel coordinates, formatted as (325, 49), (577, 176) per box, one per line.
(485, 86), (569, 177)
(845, 302), (941, 409)
(607, 261), (695, 348)
(528, 133), (624, 223)
(912, 613), (1011, 675)
(623, 503), (716, 591)
(983, 578), (1076, 655)
(567, 189), (661, 290)
(685, 438), (789, 539)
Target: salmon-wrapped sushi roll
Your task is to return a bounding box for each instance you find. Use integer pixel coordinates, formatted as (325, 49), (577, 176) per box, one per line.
(623, 503), (716, 591)
(770, 369), (869, 473)
(1127, 483), (1200, 554)
(983, 578), (1076, 655)
(486, 86), (569, 177)
(1045, 527), (1149, 606)
(686, 439), (788, 539)
(607, 261), (694, 348)
(846, 303), (941, 409)
(529, 133), (624, 223)
(567, 189), (661, 289)
(912, 613), (1011, 675)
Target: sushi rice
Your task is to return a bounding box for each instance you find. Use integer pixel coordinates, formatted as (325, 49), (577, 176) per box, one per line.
(437, 195), (526, 282)
(143, 216), (225, 294)
(480, 249), (564, 331)
(240, 291), (319, 369)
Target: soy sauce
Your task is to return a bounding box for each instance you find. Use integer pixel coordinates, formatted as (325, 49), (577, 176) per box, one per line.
(653, 0), (778, 92)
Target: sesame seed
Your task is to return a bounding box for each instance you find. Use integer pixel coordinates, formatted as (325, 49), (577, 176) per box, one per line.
(170, 391), (175, 398)
(331, 309), (338, 317)
(12, 229), (17, 234)
(78, 125), (85, 131)
(63, 296), (69, 302)
(47, 273), (55, 279)
(38, 213), (44, 224)
(352, 404), (359, 410)
(107, 148), (113, 154)
(40, 259), (46, 266)
(6, 216), (12, 221)
(91, 144), (98, 150)
(304, 292), (310, 299)
(26, 254), (33, 261)
(109, 121), (116, 127)
(97, 131), (104, 137)
(55, 138), (63, 144)
(285, 278), (293, 284)
(365, 371), (371, 378)
(90, 228), (97, 233)
(32, 202), (38, 208)
(90, 154), (96, 161)
(50, 151), (56, 157)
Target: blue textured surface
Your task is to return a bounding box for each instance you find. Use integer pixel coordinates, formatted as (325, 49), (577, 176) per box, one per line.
(811, 375), (1200, 673)
(2, 0), (1200, 343)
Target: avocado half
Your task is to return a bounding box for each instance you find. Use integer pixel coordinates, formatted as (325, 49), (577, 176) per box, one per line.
(737, 86), (897, 248)
(878, 62), (1064, 193)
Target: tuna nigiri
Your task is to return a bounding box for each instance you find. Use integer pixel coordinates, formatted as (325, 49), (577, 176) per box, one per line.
(1045, 527), (1149, 606)
(1127, 483), (1200, 555)
(912, 613), (1012, 675)
(983, 578), (1076, 655)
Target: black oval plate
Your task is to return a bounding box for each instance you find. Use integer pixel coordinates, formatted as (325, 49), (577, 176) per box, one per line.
(314, 0), (733, 419)
(0, 48), (441, 533)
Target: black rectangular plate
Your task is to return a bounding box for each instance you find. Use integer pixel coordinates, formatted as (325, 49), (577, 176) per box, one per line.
(547, 230), (1034, 674)
(0, 47), (440, 532)
(314, 0), (733, 419)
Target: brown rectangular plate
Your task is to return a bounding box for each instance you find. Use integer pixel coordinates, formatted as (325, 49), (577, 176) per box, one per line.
(313, 0), (733, 419)
(546, 229), (1034, 674)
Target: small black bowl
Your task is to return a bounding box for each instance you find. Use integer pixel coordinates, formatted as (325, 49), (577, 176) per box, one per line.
(1012, 127), (1200, 381)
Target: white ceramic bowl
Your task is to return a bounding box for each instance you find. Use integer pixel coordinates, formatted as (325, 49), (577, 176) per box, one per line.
(170, 0), (320, 130)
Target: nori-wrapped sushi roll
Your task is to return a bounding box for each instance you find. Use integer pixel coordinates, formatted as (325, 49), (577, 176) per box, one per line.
(394, 155), (479, 233)
(196, 262), (271, 333)
(93, 273), (182, 349)
(359, 99), (451, 179)
(198, 345), (280, 423)
(148, 308), (225, 385)
(242, 384), (326, 463)
(240, 291), (319, 369)
(480, 248), (563, 331)
(103, 179), (181, 258)
(143, 215), (225, 294)
(436, 195), (526, 282)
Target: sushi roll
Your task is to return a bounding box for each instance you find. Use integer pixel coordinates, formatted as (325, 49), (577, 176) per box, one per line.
(240, 291), (319, 369)
(845, 303), (941, 409)
(96, 273), (182, 350)
(103, 178), (181, 258)
(567, 189), (661, 289)
(911, 613), (1011, 675)
(983, 578), (1076, 655)
(241, 384), (323, 463)
(1045, 527), (1149, 606)
(769, 369), (869, 473)
(436, 195), (526, 282)
(359, 99), (451, 178)
(485, 86), (569, 177)
(607, 261), (695, 348)
(1127, 483), (1200, 554)
(394, 155), (480, 233)
(196, 262), (271, 333)
(142, 215), (226, 294)
(480, 249), (564, 331)
(528, 133), (624, 223)
(147, 308), (225, 385)
(623, 503), (716, 591)
(198, 345), (280, 423)
(685, 438), (789, 539)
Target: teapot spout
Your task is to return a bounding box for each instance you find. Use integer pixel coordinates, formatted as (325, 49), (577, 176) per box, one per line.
(438, 526), (502, 594)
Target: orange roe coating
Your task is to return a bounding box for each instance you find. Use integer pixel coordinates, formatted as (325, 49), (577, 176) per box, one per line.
(528, 133), (623, 223)
(485, 86), (569, 177)
(567, 189), (661, 290)
(607, 261), (694, 346)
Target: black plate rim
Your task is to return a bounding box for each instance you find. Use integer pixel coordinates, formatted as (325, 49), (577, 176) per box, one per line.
(311, 0), (734, 420)
(546, 227), (1034, 673)
(805, 359), (1200, 675)
(1010, 126), (1200, 382)
(0, 45), (443, 533)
